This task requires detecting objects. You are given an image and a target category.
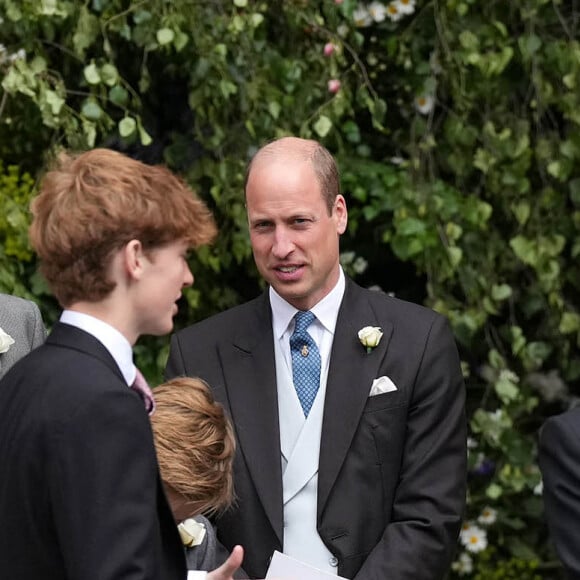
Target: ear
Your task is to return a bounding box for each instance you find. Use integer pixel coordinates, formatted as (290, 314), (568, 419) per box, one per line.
(334, 194), (348, 235)
(123, 239), (146, 281)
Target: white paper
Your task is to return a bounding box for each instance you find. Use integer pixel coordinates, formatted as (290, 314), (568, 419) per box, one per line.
(266, 550), (347, 580)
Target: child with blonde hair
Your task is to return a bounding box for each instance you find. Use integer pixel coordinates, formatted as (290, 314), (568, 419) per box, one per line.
(152, 376), (244, 578)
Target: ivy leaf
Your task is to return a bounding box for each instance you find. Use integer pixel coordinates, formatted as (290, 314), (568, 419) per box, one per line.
(448, 246), (463, 267)
(174, 31), (189, 52)
(250, 13), (264, 27)
(560, 312), (580, 334)
(108, 85), (129, 107)
(510, 235), (537, 266)
(512, 201), (530, 225)
(157, 28), (175, 45)
(397, 217), (426, 236)
(137, 118), (153, 146)
(82, 120), (97, 148)
(100, 63), (119, 87)
(268, 101), (281, 120)
(314, 115), (332, 137)
(133, 10), (152, 24)
(45, 90), (65, 115)
(219, 80), (238, 98)
(343, 120), (361, 144)
(81, 99), (102, 120)
(83, 63), (101, 85)
(569, 178), (580, 205)
(492, 284), (512, 301)
(1, 68), (33, 96)
(119, 116), (137, 137)
(73, 7), (99, 57)
(495, 375), (520, 403)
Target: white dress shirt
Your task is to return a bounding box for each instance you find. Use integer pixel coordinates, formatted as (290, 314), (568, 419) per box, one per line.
(60, 310), (137, 386)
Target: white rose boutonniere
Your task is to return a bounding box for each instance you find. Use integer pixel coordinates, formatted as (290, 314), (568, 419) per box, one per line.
(178, 518), (207, 548)
(358, 326), (383, 353)
(0, 327), (15, 354)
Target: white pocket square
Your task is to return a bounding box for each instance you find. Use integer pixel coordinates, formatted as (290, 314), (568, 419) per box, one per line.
(369, 376), (398, 397)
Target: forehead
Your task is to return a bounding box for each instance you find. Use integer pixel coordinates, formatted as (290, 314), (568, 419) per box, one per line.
(247, 157), (321, 200)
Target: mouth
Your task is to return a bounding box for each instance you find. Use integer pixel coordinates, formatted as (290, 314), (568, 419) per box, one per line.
(272, 264), (305, 281)
(276, 265), (301, 273)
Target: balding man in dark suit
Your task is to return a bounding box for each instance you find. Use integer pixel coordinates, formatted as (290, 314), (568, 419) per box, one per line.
(167, 137), (467, 580)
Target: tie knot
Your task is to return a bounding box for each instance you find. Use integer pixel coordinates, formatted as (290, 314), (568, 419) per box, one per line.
(293, 311), (316, 334)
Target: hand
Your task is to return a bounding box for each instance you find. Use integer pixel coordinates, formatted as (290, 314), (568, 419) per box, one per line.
(207, 545), (244, 580)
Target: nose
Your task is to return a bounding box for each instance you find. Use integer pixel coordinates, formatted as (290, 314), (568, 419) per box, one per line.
(272, 228), (294, 259)
(183, 265), (194, 287)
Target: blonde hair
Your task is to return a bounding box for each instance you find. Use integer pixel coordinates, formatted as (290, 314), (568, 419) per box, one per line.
(151, 376), (235, 516)
(29, 148), (217, 306)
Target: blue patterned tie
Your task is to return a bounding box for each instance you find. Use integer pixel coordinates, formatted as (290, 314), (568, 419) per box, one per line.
(290, 311), (321, 417)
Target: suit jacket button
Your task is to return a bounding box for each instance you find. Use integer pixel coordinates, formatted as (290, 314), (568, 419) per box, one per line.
(329, 556), (338, 567)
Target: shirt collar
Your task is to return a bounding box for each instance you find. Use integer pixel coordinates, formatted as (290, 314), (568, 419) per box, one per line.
(60, 310), (135, 385)
(270, 267), (346, 339)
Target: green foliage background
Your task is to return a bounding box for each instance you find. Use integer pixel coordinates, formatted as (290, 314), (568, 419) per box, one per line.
(1, 0), (578, 576)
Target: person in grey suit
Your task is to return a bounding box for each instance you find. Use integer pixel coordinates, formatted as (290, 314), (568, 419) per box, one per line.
(166, 137), (467, 579)
(0, 148), (244, 580)
(0, 293), (46, 379)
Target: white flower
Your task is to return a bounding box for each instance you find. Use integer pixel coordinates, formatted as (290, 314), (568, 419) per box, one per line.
(385, 1), (404, 21)
(9, 49), (26, 63)
(390, 156), (405, 165)
(460, 523), (488, 553)
(415, 94), (434, 115)
(358, 326), (383, 352)
(0, 327), (15, 354)
(499, 368), (519, 383)
(534, 479), (543, 496)
(395, 0), (416, 15)
(478, 506), (497, 525)
(467, 437), (478, 449)
(353, 256), (368, 274)
(177, 518), (206, 547)
(340, 251), (356, 264)
(452, 552), (474, 576)
(353, 5), (373, 27)
(368, 2), (387, 22)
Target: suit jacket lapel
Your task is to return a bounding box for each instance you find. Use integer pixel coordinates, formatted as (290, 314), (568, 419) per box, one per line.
(318, 280), (393, 514)
(220, 293), (284, 544)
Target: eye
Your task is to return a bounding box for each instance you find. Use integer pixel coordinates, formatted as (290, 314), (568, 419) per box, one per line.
(252, 221), (273, 231)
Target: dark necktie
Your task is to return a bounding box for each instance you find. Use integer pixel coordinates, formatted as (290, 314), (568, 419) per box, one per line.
(131, 368), (156, 415)
(290, 311), (321, 417)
